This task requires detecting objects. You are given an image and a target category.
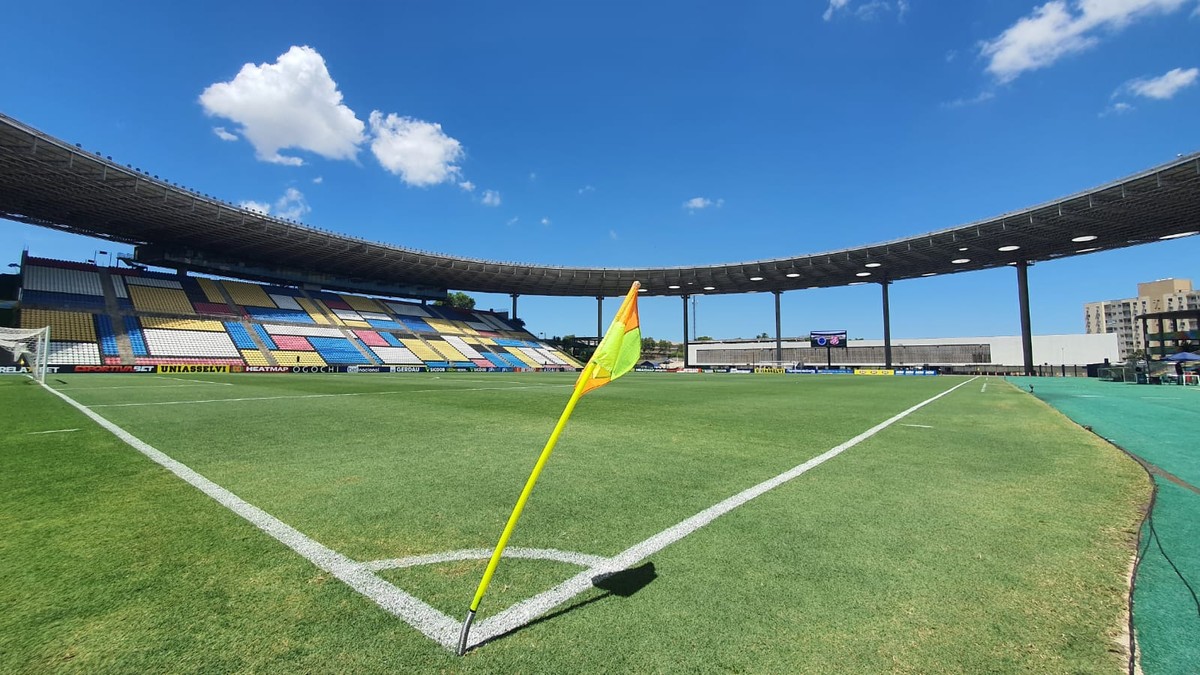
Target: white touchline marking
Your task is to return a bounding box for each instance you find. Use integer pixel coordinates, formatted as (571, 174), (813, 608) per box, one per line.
(26, 428), (81, 435)
(981, 381), (988, 393)
(466, 376), (980, 648)
(38, 382), (463, 650)
(53, 384), (235, 391)
(901, 424), (933, 429)
(157, 376), (234, 386)
(86, 383), (573, 408)
(39, 374), (977, 653)
(366, 548), (609, 572)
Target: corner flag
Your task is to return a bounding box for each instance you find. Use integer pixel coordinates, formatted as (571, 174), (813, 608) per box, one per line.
(456, 281), (642, 655)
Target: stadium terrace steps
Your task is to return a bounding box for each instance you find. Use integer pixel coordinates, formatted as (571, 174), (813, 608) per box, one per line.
(16, 259), (568, 370)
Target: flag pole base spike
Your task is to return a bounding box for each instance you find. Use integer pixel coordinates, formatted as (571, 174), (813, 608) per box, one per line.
(456, 609), (476, 656)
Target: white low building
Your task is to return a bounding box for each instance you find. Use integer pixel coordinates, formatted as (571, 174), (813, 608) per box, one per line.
(689, 333), (1120, 368)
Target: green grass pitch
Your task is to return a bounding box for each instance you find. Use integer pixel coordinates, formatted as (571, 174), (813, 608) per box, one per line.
(0, 372), (1147, 672)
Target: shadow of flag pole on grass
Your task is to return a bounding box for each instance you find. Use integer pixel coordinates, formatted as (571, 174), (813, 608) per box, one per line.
(457, 281), (643, 656)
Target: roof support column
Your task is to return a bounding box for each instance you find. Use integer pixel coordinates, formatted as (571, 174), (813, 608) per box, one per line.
(1016, 261), (1034, 376)
(880, 279), (892, 369)
(596, 296), (604, 339)
(510, 293), (518, 321)
(683, 295), (690, 368)
(773, 291), (782, 364)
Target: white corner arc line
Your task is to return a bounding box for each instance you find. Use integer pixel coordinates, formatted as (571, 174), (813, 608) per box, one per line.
(366, 548), (609, 572)
(37, 382), (463, 650)
(468, 376), (979, 647)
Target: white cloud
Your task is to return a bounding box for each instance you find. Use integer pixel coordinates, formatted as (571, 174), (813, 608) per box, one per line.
(1121, 66), (1199, 99)
(312, 176), (323, 184)
(684, 197), (723, 211)
(823, 0), (851, 21)
(506, 217), (519, 226)
(481, 189), (501, 206)
(458, 180), (476, 192)
(823, 0), (907, 21)
(540, 217), (551, 226)
(212, 126), (238, 142)
(199, 45), (365, 165)
(239, 188), (311, 221)
(529, 172), (537, 181)
(578, 185), (596, 195)
(609, 229), (619, 240)
(368, 111), (464, 187)
(273, 188), (311, 220)
(240, 200), (270, 214)
(1101, 101), (1136, 116)
(943, 90), (997, 108)
(980, 0), (1193, 84)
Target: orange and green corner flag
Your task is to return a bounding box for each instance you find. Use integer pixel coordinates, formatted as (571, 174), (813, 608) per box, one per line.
(575, 280), (642, 396)
(456, 280), (642, 655)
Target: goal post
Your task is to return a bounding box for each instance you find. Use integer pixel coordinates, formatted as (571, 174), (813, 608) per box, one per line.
(0, 326), (50, 383)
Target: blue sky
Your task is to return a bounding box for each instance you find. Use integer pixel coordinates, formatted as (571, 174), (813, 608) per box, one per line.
(2, 1), (1198, 342)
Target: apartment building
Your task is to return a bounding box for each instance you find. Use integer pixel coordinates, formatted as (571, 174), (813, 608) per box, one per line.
(1085, 278), (1200, 359)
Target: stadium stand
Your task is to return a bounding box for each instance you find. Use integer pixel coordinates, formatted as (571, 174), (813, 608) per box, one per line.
(12, 258), (557, 371)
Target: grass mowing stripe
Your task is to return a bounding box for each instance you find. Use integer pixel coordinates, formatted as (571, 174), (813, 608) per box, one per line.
(37, 380), (465, 650)
(81, 383), (572, 407)
(467, 376), (980, 649)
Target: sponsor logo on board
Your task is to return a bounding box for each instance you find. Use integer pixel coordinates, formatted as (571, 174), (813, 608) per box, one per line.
(158, 365), (230, 373)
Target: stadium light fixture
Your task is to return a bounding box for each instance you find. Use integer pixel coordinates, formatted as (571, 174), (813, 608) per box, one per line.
(785, 272), (800, 278)
(1159, 230), (1199, 240)
(957, 247), (969, 251)
(1076, 247), (1100, 253)
(856, 272), (872, 277)
(1071, 235), (1097, 242)
(921, 272), (936, 277)
(703, 286), (715, 291)
(749, 276), (764, 281)
(668, 284), (680, 289)
(951, 258), (970, 264)
(864, 262), (881, 268)
(997, 245), (1020, 252)
(849, 281), (867, 286)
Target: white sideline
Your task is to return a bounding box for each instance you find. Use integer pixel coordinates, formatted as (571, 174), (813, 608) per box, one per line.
(39, 375), (976, 653)
(38, 382), (462, 649)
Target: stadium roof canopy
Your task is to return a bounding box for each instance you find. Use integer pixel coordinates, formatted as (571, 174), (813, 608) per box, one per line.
(2, 112), (1198, 299)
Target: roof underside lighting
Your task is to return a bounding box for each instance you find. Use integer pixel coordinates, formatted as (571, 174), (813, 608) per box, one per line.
(849, 281), (867, 286)
(1076, 247), (1100, 253)
(921, 272), (937, 277)
(951, 258), (970, 264)
(864, 262), (882, 268)
(668, 284), (680, 289)
(786, 272), (800, 278)
(750, 276), (764, 281)
(1159, 230), (1199, 240)
(958, 247), (969, 252)
(1071, 235), (1097, 242)
(856, 271), (872, 277)
(703, 286), (715, 291)
(998, 245), (1020, 252)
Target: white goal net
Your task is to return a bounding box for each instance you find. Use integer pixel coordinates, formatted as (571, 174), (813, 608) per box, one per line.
(0, 326), (50, 383)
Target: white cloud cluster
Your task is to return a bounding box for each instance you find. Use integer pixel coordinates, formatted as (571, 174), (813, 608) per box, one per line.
(368, 112), (464, 187)
(481, 189), (501, 207)
(238, 188), (311, 221)
(201, 45), (498, 197)
(200, 45), (365, 165)
(1121, 66), (1199, 99)
(823, 0), (908, 21)
(980, 0), (1194, 83)
(683, 197), (724, 212)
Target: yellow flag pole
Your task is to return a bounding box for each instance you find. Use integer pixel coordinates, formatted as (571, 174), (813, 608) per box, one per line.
(456, 361), (596, 655)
